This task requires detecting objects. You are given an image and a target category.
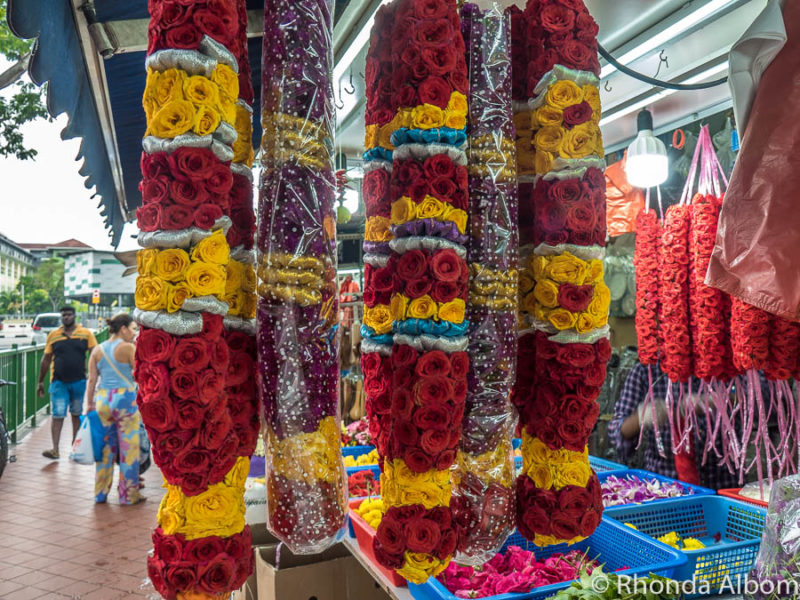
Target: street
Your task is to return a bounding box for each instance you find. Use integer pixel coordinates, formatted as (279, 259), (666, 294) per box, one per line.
(0, 334), (35, 350)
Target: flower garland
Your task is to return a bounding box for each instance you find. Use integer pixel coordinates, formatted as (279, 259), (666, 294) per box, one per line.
(513, 0), (605, 548)
(447, 2), (518, 566)
(258, 0), (347, 553)
(633, 209), (662, 365)
(139, 4), (255, 598)
(370, 0), (468, 583)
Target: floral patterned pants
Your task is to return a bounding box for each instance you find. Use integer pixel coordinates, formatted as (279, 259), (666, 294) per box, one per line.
(95, 387), (141, 504)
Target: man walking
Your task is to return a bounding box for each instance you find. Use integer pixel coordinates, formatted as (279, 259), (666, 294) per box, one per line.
(37, 306), (97, 459)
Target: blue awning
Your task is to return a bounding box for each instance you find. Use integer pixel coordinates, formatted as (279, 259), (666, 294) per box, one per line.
(6, 0), (263, 246)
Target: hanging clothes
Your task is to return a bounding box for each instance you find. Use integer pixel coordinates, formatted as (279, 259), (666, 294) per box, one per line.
(707, 0), (800, 320)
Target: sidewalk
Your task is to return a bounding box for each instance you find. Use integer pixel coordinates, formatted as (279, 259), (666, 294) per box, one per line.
(0, 417), (164, 599)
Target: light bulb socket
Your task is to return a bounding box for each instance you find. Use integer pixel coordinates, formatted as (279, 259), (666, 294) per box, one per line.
(637, 109), (654, 132)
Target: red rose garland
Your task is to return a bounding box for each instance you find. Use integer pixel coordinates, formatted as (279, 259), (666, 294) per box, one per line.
(147, 0), (240, 56)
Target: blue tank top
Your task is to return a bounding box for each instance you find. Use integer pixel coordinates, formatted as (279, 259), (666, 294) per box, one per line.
(98, 339), (135, 389)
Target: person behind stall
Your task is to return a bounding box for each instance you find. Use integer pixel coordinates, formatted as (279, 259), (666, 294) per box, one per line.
(608, 359), (739, 489)
(85, 313), (143, 505)
(37, 306), (98, 459)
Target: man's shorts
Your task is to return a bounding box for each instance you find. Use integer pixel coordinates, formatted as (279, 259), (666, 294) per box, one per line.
(49, 380), (87, 418)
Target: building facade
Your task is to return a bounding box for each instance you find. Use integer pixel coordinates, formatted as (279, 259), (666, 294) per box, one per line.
(0, 233), (38, 292)
(64, 251), (135, 306)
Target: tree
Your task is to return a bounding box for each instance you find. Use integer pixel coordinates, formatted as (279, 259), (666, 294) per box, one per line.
(0, 289), (21, 314)
(0, 3), (49, 160)
(17, 257), (65, 311)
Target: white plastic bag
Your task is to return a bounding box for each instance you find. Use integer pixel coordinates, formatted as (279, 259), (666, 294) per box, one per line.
(69, 417), (94, 465)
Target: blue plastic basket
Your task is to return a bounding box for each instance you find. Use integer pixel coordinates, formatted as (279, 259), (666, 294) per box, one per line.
(588, 455), (627, 473)
(605, 496), (766, 596)
(342, 444), (376, 457)
(408, 516), (686, 600)
(599, 469), (715, 507)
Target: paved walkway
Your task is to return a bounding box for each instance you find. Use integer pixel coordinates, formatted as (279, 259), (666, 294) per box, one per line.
(0, 417), (165, 599)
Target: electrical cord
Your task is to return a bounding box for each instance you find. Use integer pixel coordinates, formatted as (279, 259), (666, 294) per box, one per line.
(598, 43), (729, 90)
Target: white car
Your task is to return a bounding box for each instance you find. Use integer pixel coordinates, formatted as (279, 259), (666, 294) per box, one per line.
(32, 313), (62, 345)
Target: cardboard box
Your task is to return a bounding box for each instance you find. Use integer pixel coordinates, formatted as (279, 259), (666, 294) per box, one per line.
(256, 543), (390, 600)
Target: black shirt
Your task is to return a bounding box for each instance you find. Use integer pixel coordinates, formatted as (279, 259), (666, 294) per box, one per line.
(45, 326), (97, 383)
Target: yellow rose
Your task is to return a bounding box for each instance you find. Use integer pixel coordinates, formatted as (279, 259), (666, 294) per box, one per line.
(534, 105), (564, 128)
(153, 248), (191, 283)
(594, 127), (605, 156)
(183, 75), (219, 107)
(521, 291), (538, 315)
(548, 308), (578, 330)
(554, 461), (592, 489)
(185, 263), (226, 297)
(166, 282), (192, 313)
(546, 80), (584, 109)
(377, 122), (395, 149)
(211, 64), (240, 103)
(154, 68), (187, 106)
(575, 312), (596, 334)
(135, 276), (167, 311)
(365, 216), (392, 242)
(438, 299), (465, 324)
(518, 271), (535, 294)
(588, 284), (611, 318)
(366, 303), (394, 334)
(191, 230), (230, 265)
(178, 592), (220, 600)
(233, 137), (255, 166)
(560, 122), (598, 159)
(524, 434), (551, 465)
(513, 111), (532, 133)
(447, 91), (468, 116)
(582, 85), (601, 117)
(417, 195), (445, 219)
(183, 485), (244, 539)
(391, 197), (417, 225)
(588, 259), (604, 283)
(219, 98), (237, 125)
(533, 280), (559, 308)
(408, 295), (437, 320)
(531, 255), (549, 280)
(534, 149), (554, 175)
(148, 100), (196, 138)
(157, 503), (185, 535)
(226, 291), (243, 316)
(137, 248), (158, 276)
(442, 206), (468, 234)
(528, 463), (554, 489)
(444, 110), (467, 130)
(242, 292), (257, 319)
(225, 261), (244, 295)
(225, 456), (251, 489)
(241, 266), (256, 293)
(533, 304), (548, 323)
(534, 126), (565, 154)
(397, 562), (430, 585)
(548, 253), (588, 284)
(389, 294), (408, 322)
(395, 108), (413, 128)
(412, 104), (445, 130)
(364, 124), (379, 149)
(193, 105), (222, 136)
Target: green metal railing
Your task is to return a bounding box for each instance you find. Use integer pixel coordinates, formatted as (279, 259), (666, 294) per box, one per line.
(0, 328), (108, 442)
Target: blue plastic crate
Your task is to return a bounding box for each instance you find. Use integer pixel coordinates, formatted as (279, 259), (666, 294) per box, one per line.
(346, 463), (381, 477)
(588, 455), (627, 473)
(408, 516), (686, 600)
(512, 437), (521, 449)
(342, 444), (376, 457)
(599, 469), (715, 507)
(605, 496), (766, 596)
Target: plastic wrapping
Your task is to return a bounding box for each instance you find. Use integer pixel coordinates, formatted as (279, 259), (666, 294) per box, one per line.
(513, 0), (605, 548)
(707, 0), (800, 320)
(747, 475), (800, 599)
(605, 155), (645, 238)
(448, 3), (517, 566)
(258, 0), (346, 554)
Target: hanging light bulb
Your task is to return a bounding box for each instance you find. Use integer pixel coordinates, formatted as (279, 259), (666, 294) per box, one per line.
(626, 108), (668, 188)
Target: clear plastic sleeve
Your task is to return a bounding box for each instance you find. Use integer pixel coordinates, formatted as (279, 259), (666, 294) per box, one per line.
(258, 0), (346, 554)
(452, 2), (518, 566)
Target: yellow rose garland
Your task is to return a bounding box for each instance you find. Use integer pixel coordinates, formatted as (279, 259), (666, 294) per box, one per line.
(391, 295), (466, 324)
(390, 196), (468, 234)
(363, 304), (393, 335)
(268, 417), (344, 486)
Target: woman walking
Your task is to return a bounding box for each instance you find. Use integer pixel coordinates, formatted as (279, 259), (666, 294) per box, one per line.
(86, 313), (143, 504)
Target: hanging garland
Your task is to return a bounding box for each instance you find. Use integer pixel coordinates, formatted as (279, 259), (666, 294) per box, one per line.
(371, 0), (469, 583)
(258, 0), (347, 553)
(139, 2), (255, 599)
(633, 209), (662, 366)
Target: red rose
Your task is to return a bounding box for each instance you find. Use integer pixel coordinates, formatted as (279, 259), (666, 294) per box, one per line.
(174, 447), (211, 474)
(139, 395), (177, 434)
(418, 76), (451, 108)
(392, 344), (418, 368)
(407, 179), (431, 203)
(170, 146), (217, 182)
(396, 160), (424, 185)
(206, 164), (234, 196)
(551, 514), (580, 540)
(170, 368), (198, 400)
(137, 362), (170, 397)
(436, 449), (456, 470)
(451, 378), (467, 403)
(161, 204), (194, 230)
(141, 176), (171, 206)
(394, 420), (419, 447)
(557, 283), (594, 312)
(413, 0), (450, 19)
(561, 40), (595, 71)
(566, 200), (597, 233)
(363, 169), (390, 203)
(137, 328), (175, 363)
(157, 3), (190, 27)
(584, 362), (607, 386)
(420, 45), (457, 76)
(404, 278), (432, 299)
(430, 249), (462, 282)
(137, 204), (161, 232)
(424, 154), (456, 179)
(392, 388), (414, 420)
(175, 399), (207, 430)
(229, 173), (252, 208)
(147, 558), (169, 599)
(405, 518), (441, 554)
(142, 152), (171, 178)
(164, 564), (198, 591)
(361, 352), (382, 377)
(163, 22), (202, 49)
(430, 280), (460, 303)
(563, 101), (594, 128)
(522, 504), (551, 536)
(415, 376), (454, 404)
(584, 167), (605, 190)
(226, 351), (253, 387)
(540, 4), (576, 33)
(193, 203), (223, 229)
(412, 404), (450, 431)
(537, 199), (567, 233)
(415, 351), (451, 377)
(198, 369), (225, 404)
(537, 424), (563, 449)
(153, 429), (194, 458)
(583, 402), (600, 429)
(170, 338), (210, 371)
(226, 529), (250, 560)
(595, 337), (612, 362)
(449, 352), (469, 378)
(404, 448), (433, 472)
(430, 176), (457, 202)
(449, 70), (468, 94)
(580, 509), (601, 536)
(393, 367), (413, 390)
(576, 12), (599, 43)
(374, 518), (406, 560)
(557, 420), (585, 448)
(198, 555), (236, 595)
(373, 538), (405, 570)
(397, 249), (429, 280)
(420, 429), (450, 455)
(199, 412), (233, 450)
